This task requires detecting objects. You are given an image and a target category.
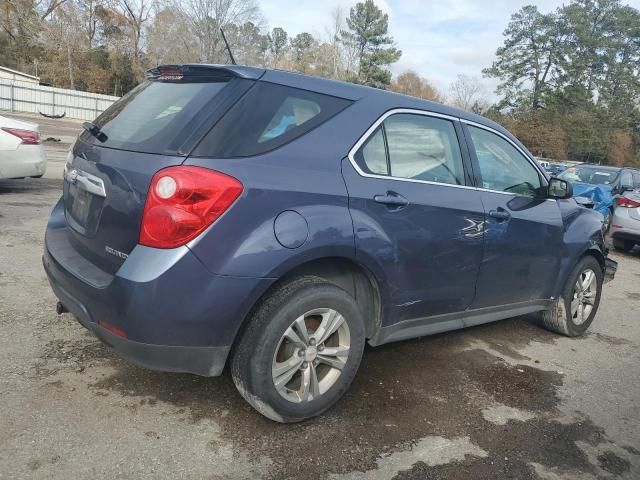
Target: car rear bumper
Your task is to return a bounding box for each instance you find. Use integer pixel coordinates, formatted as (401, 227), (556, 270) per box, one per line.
(43, 199), (273, 376)
(47, 271), (230, 375)
(0, 144), (47, 178)
(611, 208), (640, 243)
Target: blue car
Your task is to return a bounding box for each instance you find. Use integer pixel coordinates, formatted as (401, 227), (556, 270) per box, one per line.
(558, 164), (640, 222)
(44, 64), (616, 422)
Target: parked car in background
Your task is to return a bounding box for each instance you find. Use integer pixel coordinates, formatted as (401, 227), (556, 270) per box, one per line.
(44, 64), (616, 423)
(537, 159), (550, 170)
(558, 164), (640, 222)
(545, 163), (566, 177)
(610, 189), (640, 252)
(0, 115), (47, 179)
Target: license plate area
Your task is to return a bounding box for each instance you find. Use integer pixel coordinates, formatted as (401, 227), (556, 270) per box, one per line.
(64, 181), (105, 237)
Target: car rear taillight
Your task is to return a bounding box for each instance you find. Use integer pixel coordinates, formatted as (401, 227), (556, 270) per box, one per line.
(1, 127), (40, 145)
(616, 197), (640, 208)
(139, 166), (243, 249)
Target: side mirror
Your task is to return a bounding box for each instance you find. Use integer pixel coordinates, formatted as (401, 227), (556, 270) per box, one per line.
(548, 178), (573, 199)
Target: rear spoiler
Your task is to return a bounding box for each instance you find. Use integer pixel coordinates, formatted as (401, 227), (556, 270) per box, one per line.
(146, 64), (265, 81)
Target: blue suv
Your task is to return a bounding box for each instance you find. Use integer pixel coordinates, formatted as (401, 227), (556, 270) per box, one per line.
(44, 64), (616, 422)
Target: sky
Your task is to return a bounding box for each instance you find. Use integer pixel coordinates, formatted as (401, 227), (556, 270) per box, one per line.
(260, 0), (640, 98)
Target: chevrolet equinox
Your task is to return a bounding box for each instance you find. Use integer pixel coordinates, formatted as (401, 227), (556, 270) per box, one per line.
(44, 64), (617, 422)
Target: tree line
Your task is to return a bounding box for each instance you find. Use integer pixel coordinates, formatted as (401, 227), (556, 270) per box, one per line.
(1, 0), (638, 166)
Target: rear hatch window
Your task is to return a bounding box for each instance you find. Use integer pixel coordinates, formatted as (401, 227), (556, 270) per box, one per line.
(192, 82), (352, 158)
(83, 77), (236, 155)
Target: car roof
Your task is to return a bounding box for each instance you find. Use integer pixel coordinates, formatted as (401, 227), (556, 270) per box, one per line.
(169, 64), (511, 137)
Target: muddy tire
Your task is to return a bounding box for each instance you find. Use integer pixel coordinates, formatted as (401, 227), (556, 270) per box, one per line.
(538, 256), (603, 337)
(230, 276), (365, 423)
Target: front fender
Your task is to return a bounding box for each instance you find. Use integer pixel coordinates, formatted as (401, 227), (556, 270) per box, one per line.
(552, 199), (607, 298)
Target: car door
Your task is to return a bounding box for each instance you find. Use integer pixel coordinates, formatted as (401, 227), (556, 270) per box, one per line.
(463, 123), (565, 309)
(342, 110), (485, 327)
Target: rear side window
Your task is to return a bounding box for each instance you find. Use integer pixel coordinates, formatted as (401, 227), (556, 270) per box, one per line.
(633, 172), (640, 188)
(87, 79), (231, 154)
(354, 113), (466, 186)
(193, 82), (352, 158)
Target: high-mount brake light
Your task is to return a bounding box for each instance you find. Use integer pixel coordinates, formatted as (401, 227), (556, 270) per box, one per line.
(139, 166), (243, 249)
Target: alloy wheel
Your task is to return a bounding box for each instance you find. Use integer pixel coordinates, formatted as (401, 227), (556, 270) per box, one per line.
(272, 308), (351, 403)
(570, 268), (597, 325)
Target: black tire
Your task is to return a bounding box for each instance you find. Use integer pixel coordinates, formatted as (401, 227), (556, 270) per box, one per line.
(230, 276), (365, 423)
(613, 238), (634, 252)
(538, 256), (603, 337)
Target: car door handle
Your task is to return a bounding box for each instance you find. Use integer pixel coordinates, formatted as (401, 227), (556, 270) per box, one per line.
(374, 192), (409, 208)
(488, 209), (511, 221)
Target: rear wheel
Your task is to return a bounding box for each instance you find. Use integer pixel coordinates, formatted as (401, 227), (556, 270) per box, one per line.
(231, 276), (365, 423)
(613, 238), (634, 252)
(538, 256), (603, 337)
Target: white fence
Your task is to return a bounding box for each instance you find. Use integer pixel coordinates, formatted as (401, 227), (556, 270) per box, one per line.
(0, 79), (119, 121)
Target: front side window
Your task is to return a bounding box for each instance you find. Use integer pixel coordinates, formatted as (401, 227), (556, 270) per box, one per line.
(354, 113), (465, 186)
(468, 126), (543, 197)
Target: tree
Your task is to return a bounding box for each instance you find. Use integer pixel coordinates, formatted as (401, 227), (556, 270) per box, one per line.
(340, 0), (401, 88)
(449, 74), (489, 113)
(116, 0), (152, 61)
(224, 21), (269, 66)
(268, 27), (287, 67)
(290, 32), (313, 72)
(390, 70), (443, 102)
(608, 130), (633, 166)
(483, 5), (563, 110)
(177, 0), (261, 63)
(147, 7), (198, 66)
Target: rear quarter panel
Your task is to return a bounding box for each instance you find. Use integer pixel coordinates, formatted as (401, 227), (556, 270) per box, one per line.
(182, 98), (385, 278)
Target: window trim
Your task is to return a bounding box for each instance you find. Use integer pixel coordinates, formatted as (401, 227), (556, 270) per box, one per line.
(347, 109), (475, 190)
(347, 108), (549, 196)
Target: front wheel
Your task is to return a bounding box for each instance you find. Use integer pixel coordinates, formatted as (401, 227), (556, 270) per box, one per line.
(538, 256), (603, 337)
(231, 276), (365, 423)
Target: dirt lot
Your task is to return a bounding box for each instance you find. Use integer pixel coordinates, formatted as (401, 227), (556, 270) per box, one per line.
(1, 113), (639, 479)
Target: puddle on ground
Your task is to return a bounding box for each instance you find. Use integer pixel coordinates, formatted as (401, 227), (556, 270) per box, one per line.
(65, 316), (620, 478)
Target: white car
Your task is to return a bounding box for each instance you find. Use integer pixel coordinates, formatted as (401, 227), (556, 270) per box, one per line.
(0, 115), (47, 179)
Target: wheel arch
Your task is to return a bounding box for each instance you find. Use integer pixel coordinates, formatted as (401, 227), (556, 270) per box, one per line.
(582, 246), (606, 271)
(231, 256), (383, 357)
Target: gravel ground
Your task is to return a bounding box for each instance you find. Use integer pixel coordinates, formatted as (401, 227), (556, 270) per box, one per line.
(0, 113), (639, 479)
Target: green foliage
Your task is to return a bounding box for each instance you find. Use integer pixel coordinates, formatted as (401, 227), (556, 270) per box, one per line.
(340, 0), (401, 88)
(269, 27), (288, 65)
(485, 0), (640, 165)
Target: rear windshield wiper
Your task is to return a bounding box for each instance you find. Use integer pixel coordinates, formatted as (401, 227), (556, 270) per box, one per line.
(82, 122), (108, 143)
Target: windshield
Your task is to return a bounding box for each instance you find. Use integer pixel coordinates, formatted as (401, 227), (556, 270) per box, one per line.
(84, 79), (231, 154)
(558, 166), (620, 185)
